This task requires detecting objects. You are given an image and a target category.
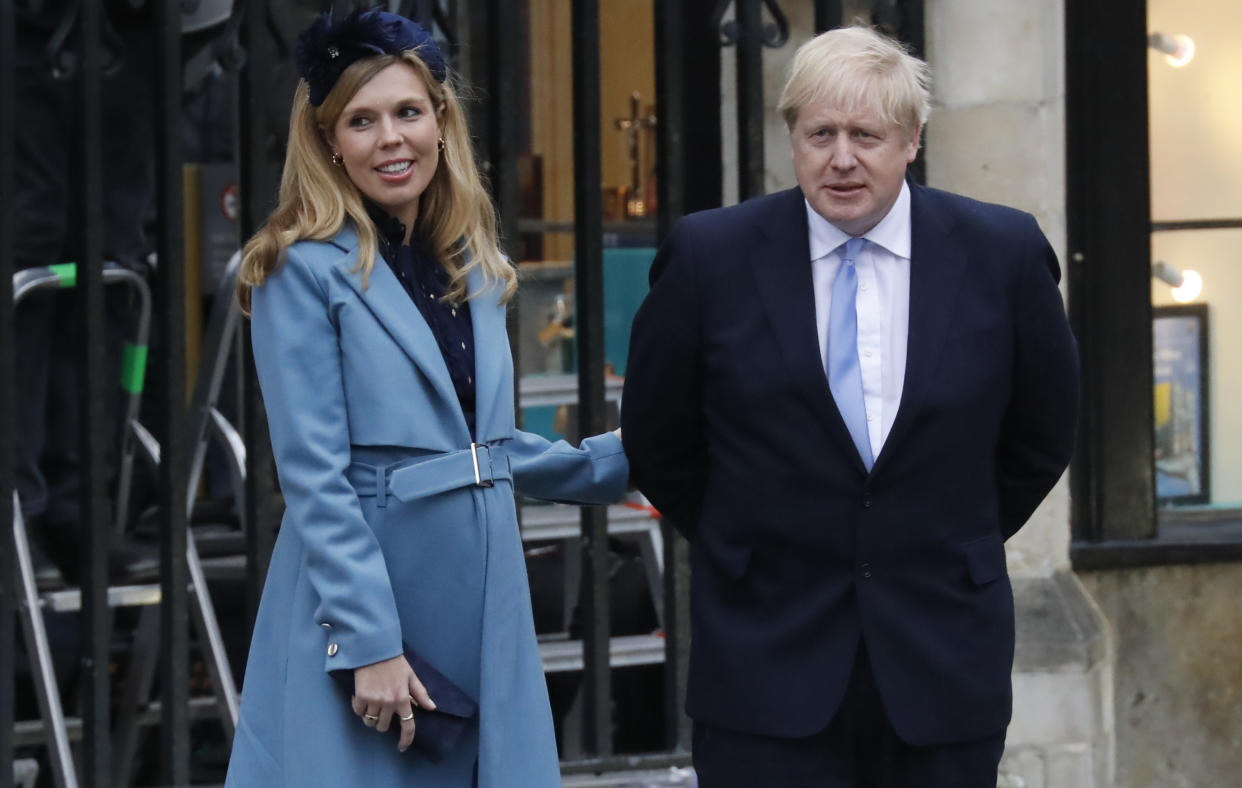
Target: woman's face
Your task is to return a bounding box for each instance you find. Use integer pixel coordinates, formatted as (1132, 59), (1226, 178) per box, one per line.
(327, 61), (442, 234)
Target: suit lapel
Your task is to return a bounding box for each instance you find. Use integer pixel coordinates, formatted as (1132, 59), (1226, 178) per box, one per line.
(871, 183), (967, 475)
(750, 189), (869, 471)
(328, 229), (464, 426)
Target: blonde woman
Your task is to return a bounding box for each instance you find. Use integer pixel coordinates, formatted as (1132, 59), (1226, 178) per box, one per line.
(224, 10), (628, 787)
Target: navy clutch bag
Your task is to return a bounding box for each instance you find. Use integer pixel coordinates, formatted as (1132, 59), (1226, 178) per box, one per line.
(333, 643), (479, 762)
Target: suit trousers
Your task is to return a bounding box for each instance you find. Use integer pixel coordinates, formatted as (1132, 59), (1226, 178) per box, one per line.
(692, 641), (1007, 788)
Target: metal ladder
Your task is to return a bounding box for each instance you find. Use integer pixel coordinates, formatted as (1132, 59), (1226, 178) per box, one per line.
(10, 256), (245, 788)
(516, 375), (667, 673)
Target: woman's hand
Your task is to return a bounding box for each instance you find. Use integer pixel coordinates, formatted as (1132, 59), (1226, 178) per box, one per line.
(351, 655), (437, 752)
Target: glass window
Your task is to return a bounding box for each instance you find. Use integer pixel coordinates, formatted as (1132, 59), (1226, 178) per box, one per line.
(1148, 0), (1242, 515)
(513, 0), (658, 446)
(495, 2), (670, 756)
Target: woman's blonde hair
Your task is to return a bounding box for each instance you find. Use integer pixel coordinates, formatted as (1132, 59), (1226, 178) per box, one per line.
(237, 52), (515, 312)
(777, 25), (932, 136)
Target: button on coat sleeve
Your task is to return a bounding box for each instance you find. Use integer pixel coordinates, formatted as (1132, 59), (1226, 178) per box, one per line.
(250, 248), (403, 673)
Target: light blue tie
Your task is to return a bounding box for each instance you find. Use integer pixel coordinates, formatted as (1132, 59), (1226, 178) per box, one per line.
(827, 237), (873, 469)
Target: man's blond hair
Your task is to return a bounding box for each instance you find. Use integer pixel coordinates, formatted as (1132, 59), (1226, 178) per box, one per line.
(777, 26), (931, 136)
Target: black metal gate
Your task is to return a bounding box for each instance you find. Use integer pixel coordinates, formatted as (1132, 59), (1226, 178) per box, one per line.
(1, 2), (923, 785)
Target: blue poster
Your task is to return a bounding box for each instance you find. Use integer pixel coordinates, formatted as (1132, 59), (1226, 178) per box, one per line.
(1153, 311), (1206, 502)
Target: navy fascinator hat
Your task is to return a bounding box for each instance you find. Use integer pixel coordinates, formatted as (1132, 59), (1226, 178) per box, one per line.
(294, 8), (447, 107)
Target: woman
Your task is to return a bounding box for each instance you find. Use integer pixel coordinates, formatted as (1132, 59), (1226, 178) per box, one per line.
(224, 10), (629, 787)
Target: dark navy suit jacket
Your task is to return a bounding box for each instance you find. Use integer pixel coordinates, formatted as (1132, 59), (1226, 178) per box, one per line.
(621, 182), (1079, 746)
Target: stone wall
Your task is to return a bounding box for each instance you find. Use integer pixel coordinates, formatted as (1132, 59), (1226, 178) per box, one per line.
(1080, 564), (1242, 787)
(924, 0), (1069, 581)
(923, 2), (1117, 785)
(1004, 572), (1115, 787)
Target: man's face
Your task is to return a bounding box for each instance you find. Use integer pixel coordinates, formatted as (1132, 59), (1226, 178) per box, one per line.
(790, 98), (920, 236)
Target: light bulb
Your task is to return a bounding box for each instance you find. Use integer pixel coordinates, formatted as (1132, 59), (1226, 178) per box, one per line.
(1148, 32), (1195, 67)
(1171, 269), (1202, 303)
(1166, 35), (1195, 67)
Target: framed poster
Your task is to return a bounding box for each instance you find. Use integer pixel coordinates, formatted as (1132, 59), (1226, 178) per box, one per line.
(1153, 304), (1210, 505)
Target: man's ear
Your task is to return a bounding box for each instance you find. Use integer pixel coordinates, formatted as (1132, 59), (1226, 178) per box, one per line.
(907, 123), (923, 162)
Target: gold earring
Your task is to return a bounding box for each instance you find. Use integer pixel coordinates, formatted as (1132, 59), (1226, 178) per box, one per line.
(437, 137), (446, 153)
(331, 151), (343, 167)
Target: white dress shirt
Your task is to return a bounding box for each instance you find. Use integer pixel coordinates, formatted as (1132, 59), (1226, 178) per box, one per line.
(808, 181), (912, 460)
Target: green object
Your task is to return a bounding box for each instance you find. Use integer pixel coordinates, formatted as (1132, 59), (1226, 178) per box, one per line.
(602, 247), (654, 376)
(49, 263), (77, 288)
(519, 247), (656, 441)
(120, 343), (148, 394)
(521, 404), (561, 441)
(565, 247), (655, 377)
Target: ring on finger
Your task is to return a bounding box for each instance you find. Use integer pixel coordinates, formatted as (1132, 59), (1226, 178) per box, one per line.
(399, 710), (415, 722)
(362, 713), (379, 724)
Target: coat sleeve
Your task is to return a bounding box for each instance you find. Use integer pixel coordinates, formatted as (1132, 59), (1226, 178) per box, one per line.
(508, 429), (629, 505)
(619, 220), (709, 539)
(996, 215), (1081, 539)
(250, 248), (403, 673)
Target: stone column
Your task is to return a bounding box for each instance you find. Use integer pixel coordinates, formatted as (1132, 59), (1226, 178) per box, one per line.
(925, 2), (1114, 785)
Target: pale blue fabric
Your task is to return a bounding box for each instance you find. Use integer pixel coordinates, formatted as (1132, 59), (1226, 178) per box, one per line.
(224, 224), (629, 788)
(827, 237), (873, 469)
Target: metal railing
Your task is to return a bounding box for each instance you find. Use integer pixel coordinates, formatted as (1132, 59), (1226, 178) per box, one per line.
(2, 3), (16, 786)
(2, 2), (925, 785)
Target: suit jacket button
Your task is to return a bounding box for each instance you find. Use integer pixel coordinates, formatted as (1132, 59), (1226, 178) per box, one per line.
(861, 563), (873, 579)
(863, 496), (872, 509)
(327, 642), (339, 657)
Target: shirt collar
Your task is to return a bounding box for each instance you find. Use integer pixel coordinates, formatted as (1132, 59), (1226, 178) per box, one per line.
(364, 200), (408, 248)
(806, 179), (912, 261)
(364, 199), (439, 267)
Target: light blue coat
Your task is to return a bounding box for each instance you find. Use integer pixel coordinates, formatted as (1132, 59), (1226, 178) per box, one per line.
(224, 225), (629, 787)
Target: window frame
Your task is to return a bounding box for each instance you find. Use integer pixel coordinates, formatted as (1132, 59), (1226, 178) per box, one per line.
(1066, 0), (1242, 569)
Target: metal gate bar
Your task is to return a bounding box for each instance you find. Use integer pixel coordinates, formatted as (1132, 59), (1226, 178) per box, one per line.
(238, 0), (282, 626)
(1, 0), (16, 784)
(815, 0), (844, 31)
(75, 4), (112, 783)
(571, 0), (613, 760)
(654, 0), (692, 754)
(734, 0), (765, 200)
(152, 1), (191, 782)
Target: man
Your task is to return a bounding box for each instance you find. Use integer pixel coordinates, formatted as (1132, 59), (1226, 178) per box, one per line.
(621, 26), (1079, 787)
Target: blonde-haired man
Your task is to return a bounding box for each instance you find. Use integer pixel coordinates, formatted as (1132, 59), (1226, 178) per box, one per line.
(623, 26), (1078, 787)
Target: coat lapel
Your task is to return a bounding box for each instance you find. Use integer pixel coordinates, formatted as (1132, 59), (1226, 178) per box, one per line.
(328, 227), (465, 430)
(749, 189), (869, 471)
(871, 183), (967, 476)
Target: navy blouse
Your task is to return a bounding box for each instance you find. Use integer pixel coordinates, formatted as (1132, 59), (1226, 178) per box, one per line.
(367, 204), (478, 437)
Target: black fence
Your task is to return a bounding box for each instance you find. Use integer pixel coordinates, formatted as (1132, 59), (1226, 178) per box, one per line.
(2, 2), (922, 785)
